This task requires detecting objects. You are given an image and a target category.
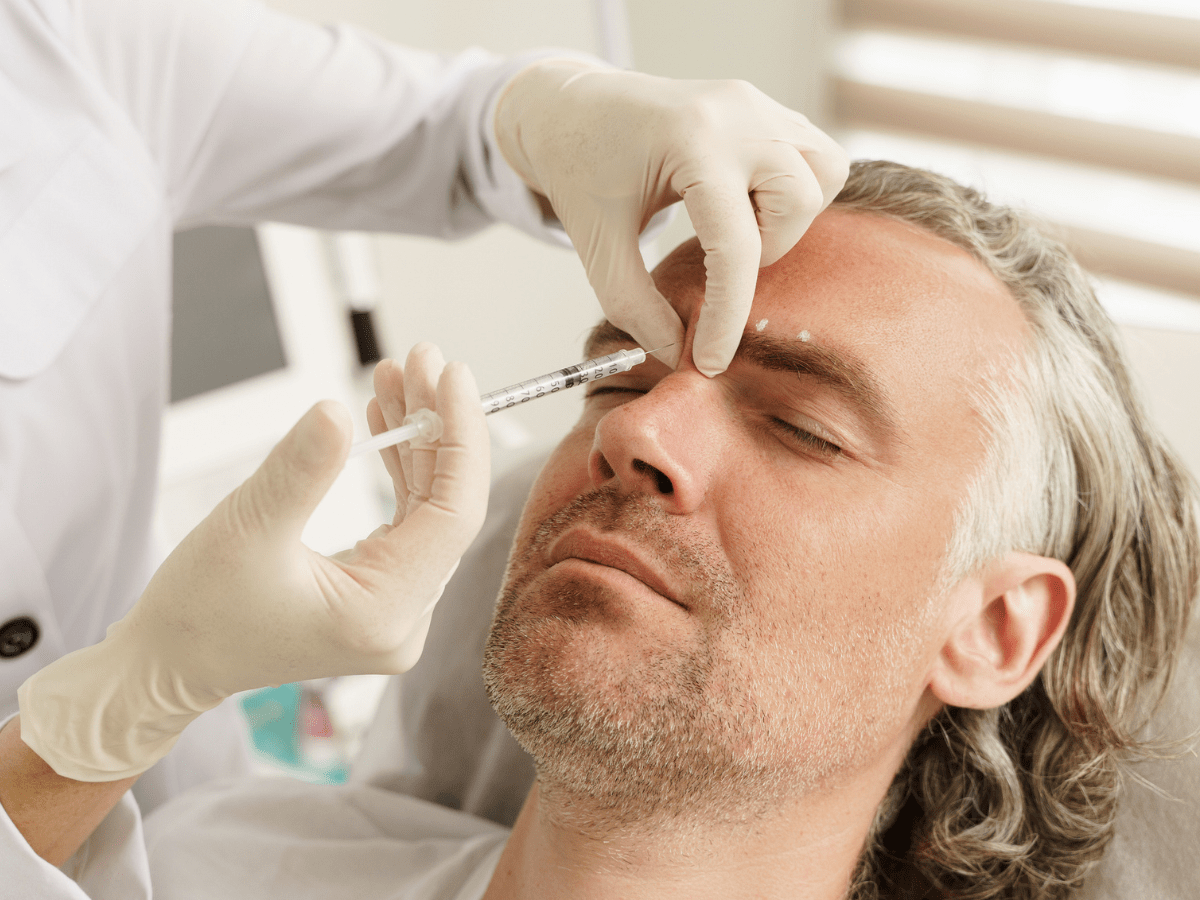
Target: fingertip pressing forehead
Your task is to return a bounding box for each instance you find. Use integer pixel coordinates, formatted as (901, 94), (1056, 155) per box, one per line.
(648, 221), (846, 343)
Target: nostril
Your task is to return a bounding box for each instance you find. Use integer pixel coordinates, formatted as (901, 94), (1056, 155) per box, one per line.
(633, 459), (673, 495)
(594, 453), (615, 482)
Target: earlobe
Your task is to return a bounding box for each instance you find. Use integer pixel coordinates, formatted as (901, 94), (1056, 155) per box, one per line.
(930, 553), (1076, 710)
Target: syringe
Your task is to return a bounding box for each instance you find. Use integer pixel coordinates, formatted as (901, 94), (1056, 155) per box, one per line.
(348, 345), (670, 459)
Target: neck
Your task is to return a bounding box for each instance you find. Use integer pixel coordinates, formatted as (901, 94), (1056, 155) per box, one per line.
(482, 777), (888, 900)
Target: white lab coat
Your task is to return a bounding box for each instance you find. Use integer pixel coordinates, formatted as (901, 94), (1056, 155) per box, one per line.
(0, 0), (567, 813)
(0, 747), (510, 899)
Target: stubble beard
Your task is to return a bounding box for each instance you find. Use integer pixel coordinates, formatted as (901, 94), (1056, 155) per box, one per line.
(482, 485), (811, 835)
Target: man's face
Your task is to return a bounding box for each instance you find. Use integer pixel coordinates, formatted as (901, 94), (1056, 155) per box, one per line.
(484, 209), (1029, 823)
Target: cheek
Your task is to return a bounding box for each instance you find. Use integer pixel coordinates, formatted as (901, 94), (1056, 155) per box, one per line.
(721, 495), (947, 735)
(511, 426), (595, 549)
(718, 472), (951, 653)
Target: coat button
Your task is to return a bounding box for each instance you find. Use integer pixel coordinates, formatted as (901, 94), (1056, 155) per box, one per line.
(0, 617), (40, 658)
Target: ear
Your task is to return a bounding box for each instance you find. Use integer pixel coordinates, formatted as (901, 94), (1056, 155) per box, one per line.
(930, 553), (1076, 710)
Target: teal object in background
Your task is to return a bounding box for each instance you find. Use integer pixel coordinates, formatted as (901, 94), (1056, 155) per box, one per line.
(240, 684), (303, 768)
(239, 683), (349, 784)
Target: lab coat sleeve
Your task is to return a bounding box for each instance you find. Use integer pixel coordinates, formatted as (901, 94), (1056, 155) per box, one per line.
(0, 718), (152, 900)
(72, 0), (578, 242)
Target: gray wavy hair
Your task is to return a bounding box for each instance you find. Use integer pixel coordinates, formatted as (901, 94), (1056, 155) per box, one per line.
(834, 161), (1199, 899)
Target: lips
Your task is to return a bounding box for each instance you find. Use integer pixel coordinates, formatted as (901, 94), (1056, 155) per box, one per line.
(548, 529), (687, 610)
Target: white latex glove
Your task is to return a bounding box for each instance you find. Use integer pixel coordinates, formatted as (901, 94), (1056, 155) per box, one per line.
(18, 345), (489, 781)
(494, 59), (849, 376)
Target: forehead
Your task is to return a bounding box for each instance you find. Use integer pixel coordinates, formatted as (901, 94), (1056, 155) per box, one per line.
(654, 209), (1028, 432)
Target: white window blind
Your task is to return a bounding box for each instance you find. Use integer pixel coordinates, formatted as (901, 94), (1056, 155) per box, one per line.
(834, 0), (1200, 331)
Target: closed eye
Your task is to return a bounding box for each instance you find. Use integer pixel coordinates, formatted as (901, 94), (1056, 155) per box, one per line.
(585, 385), (645, 399)
(772, 418), (843, 457)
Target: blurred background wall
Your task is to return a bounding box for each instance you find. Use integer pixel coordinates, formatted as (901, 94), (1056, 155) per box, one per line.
(831, 0), (1200, 481)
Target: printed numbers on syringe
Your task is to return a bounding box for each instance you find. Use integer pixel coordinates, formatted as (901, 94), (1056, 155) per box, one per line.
(481, 361), (623, 415)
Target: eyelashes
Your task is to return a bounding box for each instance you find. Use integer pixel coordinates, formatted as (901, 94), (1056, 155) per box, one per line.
(584, 386), (641, 397)
(770, 419), (843, 456)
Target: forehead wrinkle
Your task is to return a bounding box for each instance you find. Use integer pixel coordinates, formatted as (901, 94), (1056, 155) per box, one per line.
(736, 332), (900, 435)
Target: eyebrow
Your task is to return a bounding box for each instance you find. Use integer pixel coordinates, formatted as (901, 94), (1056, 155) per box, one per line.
(583, 320), (899, 434)
(583, 320), (639, 359)
(737, 332), (899, 434)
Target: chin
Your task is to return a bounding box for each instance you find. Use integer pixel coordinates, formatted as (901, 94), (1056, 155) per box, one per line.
(484, 575), (660, 710)
(483, 576), (792, 825)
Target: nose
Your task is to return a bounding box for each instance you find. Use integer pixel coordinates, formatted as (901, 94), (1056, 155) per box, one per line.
(587, 372), (723, 514)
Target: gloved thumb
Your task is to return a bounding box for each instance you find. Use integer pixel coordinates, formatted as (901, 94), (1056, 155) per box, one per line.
(233, 400), (352, 541)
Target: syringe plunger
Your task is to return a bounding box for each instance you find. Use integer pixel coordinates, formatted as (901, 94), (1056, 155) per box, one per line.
(348, 407), (443, 459)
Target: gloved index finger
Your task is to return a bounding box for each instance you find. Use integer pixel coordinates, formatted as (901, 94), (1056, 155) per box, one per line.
(591, 245), (685, 373)
(563, 198), (685, 371)
(680, 176), (762, 376)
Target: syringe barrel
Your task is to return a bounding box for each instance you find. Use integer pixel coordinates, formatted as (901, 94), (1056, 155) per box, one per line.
(348, 346), (656, 459)
(479, 348), (645, 415)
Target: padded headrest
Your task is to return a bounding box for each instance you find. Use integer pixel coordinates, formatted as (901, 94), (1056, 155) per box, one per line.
(1076, 616), (1199, 899)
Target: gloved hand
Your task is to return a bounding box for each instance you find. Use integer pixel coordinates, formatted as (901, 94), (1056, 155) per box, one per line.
(18, 344), (489, 782)
(494, 59), (849, 376)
